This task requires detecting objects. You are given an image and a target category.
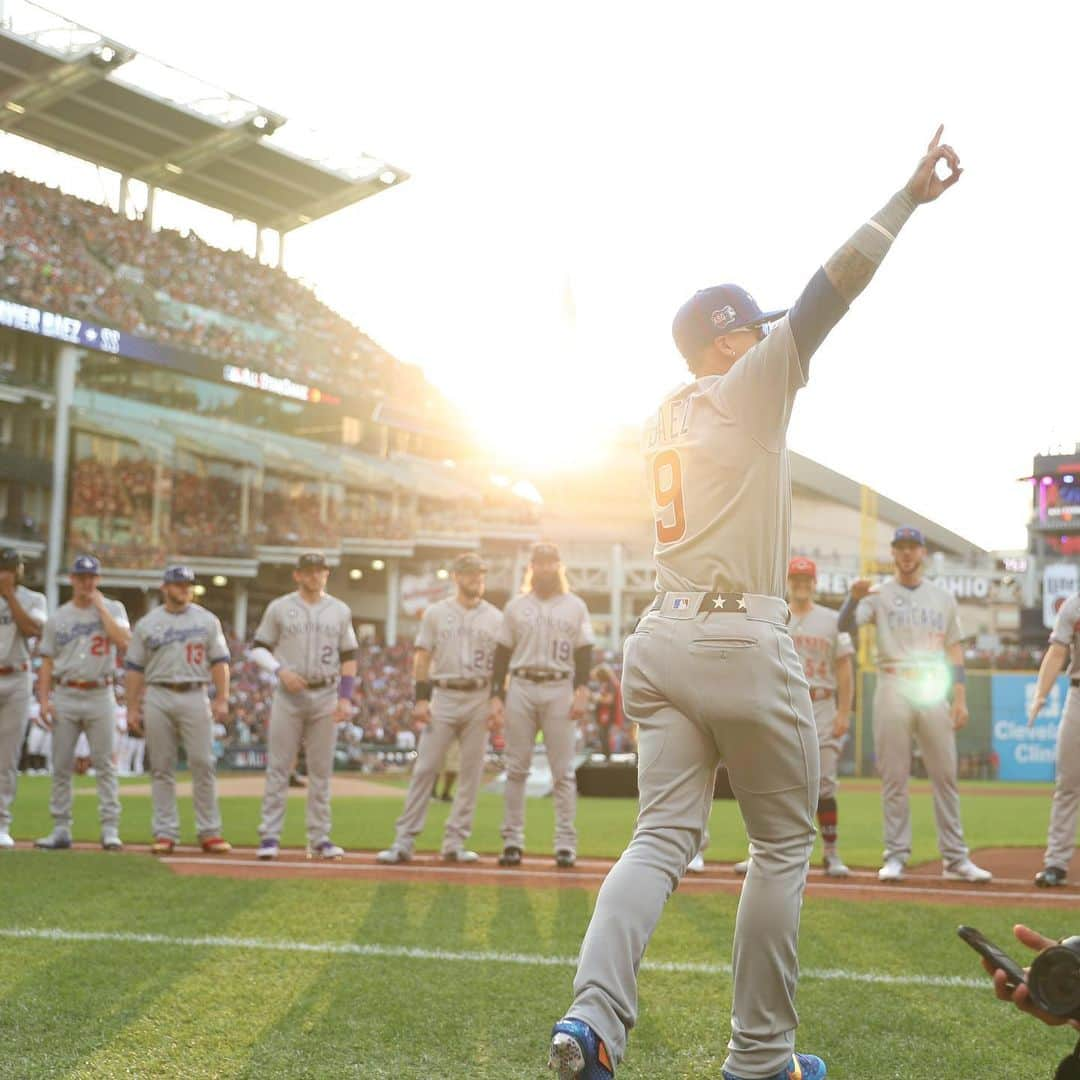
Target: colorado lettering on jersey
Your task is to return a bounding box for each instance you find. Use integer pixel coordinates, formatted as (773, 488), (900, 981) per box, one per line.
(644, 394), (692, 450)
(277, 611), (344, 643)
(522, 612), (583, 638)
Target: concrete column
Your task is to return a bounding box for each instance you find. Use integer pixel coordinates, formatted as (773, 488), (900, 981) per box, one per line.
(255, 226), (266, 264)
(385, 558), (400, 646)
(511, 545), (527, 596)
(277, 230), (287, 269)
(119, 174), (131, 218)
(145, 186), (156, 231)
(45, 346), (77, 611)
(610, 542), (624, 651)
(233, 582), (249, 641)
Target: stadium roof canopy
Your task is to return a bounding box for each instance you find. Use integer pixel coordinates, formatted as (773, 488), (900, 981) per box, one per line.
(0, 0), (407, 231)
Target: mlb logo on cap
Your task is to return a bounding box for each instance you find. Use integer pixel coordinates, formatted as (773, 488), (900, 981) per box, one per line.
(70, 554), (101, 575)
(163, 565), (196, 584)
(891, 526), (925, 546)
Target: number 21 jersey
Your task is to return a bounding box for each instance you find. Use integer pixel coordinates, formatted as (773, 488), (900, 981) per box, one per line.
(39, 598), (130, 681)
(644, 315), (806, 598)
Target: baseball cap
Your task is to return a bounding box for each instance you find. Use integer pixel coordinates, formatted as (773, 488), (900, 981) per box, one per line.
(672, 284), (788, 363)
(891, 526), (925, 546)
(787, 556), (817, 578)
(70, 554), (101, 575)
(452, 553), (487, 574)
(296, 552), (329, 570)
(163, 565), (196, 584)
(530, 541), (561, 562)
(0, 546), (21, 569)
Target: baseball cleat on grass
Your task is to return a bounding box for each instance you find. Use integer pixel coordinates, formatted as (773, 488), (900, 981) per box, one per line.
(200, 837), (232, 854)
(548, 1018), (614, 1078)
(34, 830), (72, 850)
(442, 849), (479, 863)
(877, 857), (905, 882)
(686, 852), (706, 873)
(256, 838), (279, 860)
(942, 859), (991, 883)
(1035, 865), (1067, 888)
(150, 837), (175, 856)
(823, 853), (850, 878)
(376, 847), (410, 865)
(308, 841), (344, 860)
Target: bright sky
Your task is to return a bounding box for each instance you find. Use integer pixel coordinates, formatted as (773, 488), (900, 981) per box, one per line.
(5, 0), (1076, 551)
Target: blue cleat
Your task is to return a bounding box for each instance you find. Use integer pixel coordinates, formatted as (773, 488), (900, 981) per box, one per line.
(548, 1018), (614, 1079)
(723, 1053), (826, 1080)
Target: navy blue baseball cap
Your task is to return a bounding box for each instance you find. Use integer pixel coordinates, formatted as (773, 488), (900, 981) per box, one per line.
(0, 546), (20, 569)
(296, 552), (329, 570)
(892, 526), (925, 546)
(672, 284), (787, 363)
(70, 554), (101, 575)
(163, 565), (196, 584)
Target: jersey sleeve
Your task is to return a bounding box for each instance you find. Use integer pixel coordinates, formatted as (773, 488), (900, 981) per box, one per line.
(1050, 593), (1080, 647)
(208, 616), (230, 665)
(835, 630), (855, 660)
(415, 605), (437, 652)
(496, 603), (515, 649)
(944, 595), (963, 648)
(710, 316), (806, 452)
(23, 591), (47, 633)
(574, 599), (596, 647)
(37, 615), (56, 658)
(125, 624), (146, 670)
(252, 601), (280, 648)
(339, 609), (359, 652)
(854, 594), (876, 627)
(108, 599), (131, 629)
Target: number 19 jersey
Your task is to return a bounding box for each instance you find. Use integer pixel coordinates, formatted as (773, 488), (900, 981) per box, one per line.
(644, 316), (806, 598)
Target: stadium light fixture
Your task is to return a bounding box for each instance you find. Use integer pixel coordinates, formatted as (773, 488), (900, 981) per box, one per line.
(4, 101), (25, 114)
(164, 162), (183, 175)
(1065, 475), (1076, 484)
(212, 575), (228, 587)
(193, 584), (207, 597)
(348, 568), (363, 581)
(436, 569), (450, 580)
(371, 559), (386, 571)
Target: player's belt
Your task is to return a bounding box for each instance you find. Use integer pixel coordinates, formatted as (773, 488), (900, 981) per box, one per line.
(809, 687), (834, 702)
(58, 678), (113, 690)
(432, 677), (489, 691)
(0, 663), (29, 675)
(303, 677), (338, 690)
(648, 592), (789, 623)
(150, 681), (205, 692)
(512, 669), (570, 683)
(880, 665), (930, 679)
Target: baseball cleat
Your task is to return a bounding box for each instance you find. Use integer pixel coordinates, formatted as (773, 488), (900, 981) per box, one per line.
(442, 849), (479, 863)
(34, 830), (72, 850)
(499, 845), (523, 867)
(723, 1052), (827, 1080)
(942, 858), (992, 883)
(101, 831), (123, 852)
(733, 858), (750, 875)
(0, 832), (14, 849)
(256, 838), (280, 861)
(686, 852), (706, 873)
(823, 853), (850, 878)
(200, 837), (232, 854)
(548, 1018), (614, 1078)
(376, 847), (410, 865)
(308, 841), (344, 860)
(1035, 865), (1068, 888)
(555, 850), (576, 868)
(150, 837), (176, 856)
(877, 857), (905, 882)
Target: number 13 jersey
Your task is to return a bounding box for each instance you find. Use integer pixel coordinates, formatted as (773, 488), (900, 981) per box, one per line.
(644, 315), (805, 599)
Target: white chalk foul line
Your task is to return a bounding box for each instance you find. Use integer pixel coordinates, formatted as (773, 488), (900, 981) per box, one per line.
(0, 926), (989, 991)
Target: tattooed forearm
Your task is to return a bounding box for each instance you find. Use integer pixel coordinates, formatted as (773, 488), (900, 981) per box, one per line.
(823, 243), (878, 305)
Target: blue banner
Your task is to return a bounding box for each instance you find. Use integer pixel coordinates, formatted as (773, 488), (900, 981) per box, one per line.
(991, 673), (1071, 781)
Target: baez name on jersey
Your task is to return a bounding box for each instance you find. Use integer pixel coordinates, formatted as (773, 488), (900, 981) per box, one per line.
(644, 394), (693, 450)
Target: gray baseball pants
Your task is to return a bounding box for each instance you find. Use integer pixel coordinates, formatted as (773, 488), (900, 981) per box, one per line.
(259, 686), (338, 848)
(49, 686), (120, 834)
(873, 673), (968, 866)
(0, 670), (31, 833)
(501, 677), (577, 855)
(566, 597), (818, 1080)
(392, 688), (490, 856)
(1045, 686), (1080, 870)
(813, 699), (844, 801)
(143, 685), (222, 842)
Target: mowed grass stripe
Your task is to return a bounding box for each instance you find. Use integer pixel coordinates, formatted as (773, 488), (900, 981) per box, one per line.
(0, 926), (992, 991)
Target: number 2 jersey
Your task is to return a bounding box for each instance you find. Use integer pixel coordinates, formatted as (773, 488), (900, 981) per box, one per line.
(39, 598), (130, 681)
(253, 591), (358, 683)
(790, 602), (854, 694)
(126, 603), (230, 684)
(498, 591), (594, 674)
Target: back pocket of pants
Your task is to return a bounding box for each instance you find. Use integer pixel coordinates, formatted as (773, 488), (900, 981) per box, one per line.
(689, 637), (758, 652)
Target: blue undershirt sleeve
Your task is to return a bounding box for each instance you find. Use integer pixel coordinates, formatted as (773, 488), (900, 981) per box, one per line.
(789, 267), (849, 378)
(837, 594), (860, 637)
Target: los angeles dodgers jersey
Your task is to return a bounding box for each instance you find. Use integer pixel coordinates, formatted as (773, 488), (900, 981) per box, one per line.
(415, 597), (503, 679)
(39, 598), (130, 680)
(126, 604), (229, 683)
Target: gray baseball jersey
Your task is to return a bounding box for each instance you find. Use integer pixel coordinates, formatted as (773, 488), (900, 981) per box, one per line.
(0, 585), (47, 665)
(1049, 592), (1080, 679)
(415, 597), (502, 679)
(253, 592), (358, 679)
(854, 578), (962, 664)
(126, 604), (229, 683)
(789, 603), (854, 693)
(644, 315), (804, 598)
(39, 599), (130, 680)
(497, 591), (594, 671)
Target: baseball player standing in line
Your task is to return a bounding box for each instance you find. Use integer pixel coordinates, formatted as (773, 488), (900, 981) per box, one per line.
(377, 553), (502, 864)
(251, 552), (358, 860)
(492, 542), (594, 869)
(839, 526), (991, 884)
(125, 565), (232, 855)
(549, 129), (963, 1080)
(1028, 590), (1080, 887)
(35, 555), (129, 851)
(0, 547), (46, 849)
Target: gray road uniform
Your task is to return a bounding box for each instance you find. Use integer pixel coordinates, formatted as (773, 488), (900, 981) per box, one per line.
(499, 591), (594, 856)
(38, 598), (129, 836)
(1045, 592), (1080, 871)
(565, 287), (846, 1078)
(126, 605), (230, 842)
(0, 585), (46, 834)
(790, 604), (854, 800)
(254, 592), (358, 848)
(390, 597), (502, 856)
(853, 578), (969, 867)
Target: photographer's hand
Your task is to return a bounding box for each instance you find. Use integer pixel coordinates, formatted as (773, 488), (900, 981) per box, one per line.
(983, 924), (1080, 1031)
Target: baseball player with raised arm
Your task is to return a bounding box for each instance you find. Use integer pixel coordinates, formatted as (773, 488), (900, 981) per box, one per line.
(548, 129), (964, 1080)
(0, 547), (46, 848)
(251, 552), (358, 860)
(1028, 590), (1080, 887)
(492, 541), (594, 868)
(35, 555), (129, 851)
(377, 552), (502, 864)
(838, 526), (990, 885)
(125, 565), (232, 855)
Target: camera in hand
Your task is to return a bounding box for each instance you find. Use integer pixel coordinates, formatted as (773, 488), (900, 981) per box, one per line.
(1029, 937), (1080, 1021)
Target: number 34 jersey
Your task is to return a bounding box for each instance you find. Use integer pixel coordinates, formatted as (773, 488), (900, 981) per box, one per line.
(254, 592), (358, 683)
(644, 315), (806, 599)
(39, 598), (130, 681)
(127, 603), (230, 683)
(498, 591), (595, 674)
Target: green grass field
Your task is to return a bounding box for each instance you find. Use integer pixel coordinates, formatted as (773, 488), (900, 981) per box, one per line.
(2, 776), (1074, 1078)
